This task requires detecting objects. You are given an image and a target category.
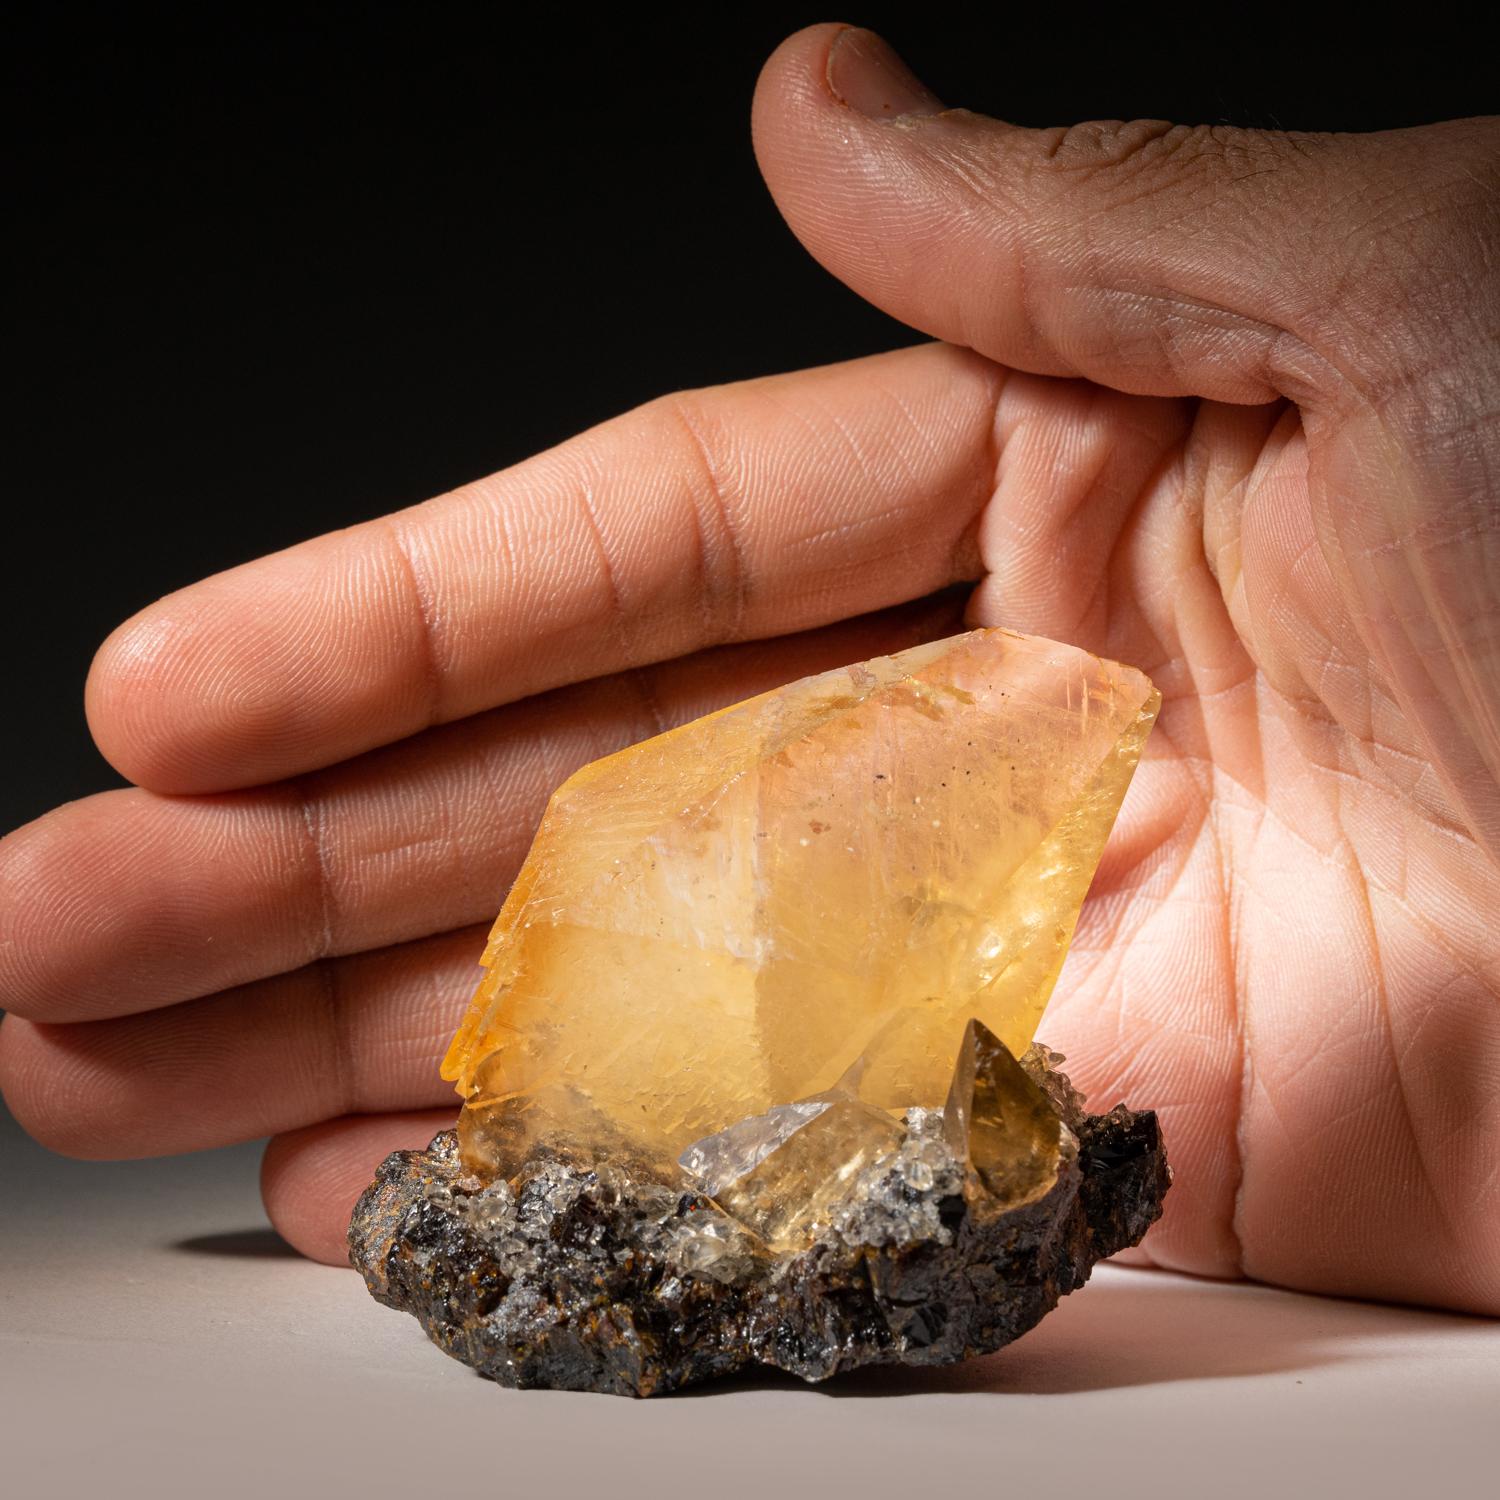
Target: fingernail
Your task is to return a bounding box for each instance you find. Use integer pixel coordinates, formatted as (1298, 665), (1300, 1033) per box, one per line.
(827, 27), (944, 121)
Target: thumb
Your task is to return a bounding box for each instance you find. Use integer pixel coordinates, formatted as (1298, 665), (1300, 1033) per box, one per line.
(752, 24), (1488, 407)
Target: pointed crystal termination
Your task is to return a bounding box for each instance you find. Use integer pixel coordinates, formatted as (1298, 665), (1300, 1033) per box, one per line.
(443, 627), (1159, 1171)
(680, 1093), (903, 1251)
(944, 1018), (1066, 1209)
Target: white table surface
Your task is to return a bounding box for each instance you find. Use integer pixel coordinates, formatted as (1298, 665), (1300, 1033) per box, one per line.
(3, 1113), (1496, 1500)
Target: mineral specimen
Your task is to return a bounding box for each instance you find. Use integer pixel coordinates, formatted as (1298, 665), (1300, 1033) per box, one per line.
(349, 1045), (1168, 1396)
(350, 627), (1170, 1395)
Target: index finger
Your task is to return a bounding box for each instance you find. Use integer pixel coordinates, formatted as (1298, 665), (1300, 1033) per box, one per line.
(87, 342), (1003, 793)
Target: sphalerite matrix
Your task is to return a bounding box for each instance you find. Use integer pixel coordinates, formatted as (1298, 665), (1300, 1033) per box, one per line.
(349, 628), (1171, 1395)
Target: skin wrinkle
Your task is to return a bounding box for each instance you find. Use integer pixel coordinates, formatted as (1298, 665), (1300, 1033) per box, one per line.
(949, 364), (1007, 592)
(897, 114), (1010, 202)
(800, 389), (870, 464)
(786, 393), (881, 510)
(291, 778), (337, 963)
(1340, 821), (1462, 1257)
(1042, 130), (1322, 394)
(1326, 404), (1500, 858)
(1327, 728), (1449, 810)
(850, 391), (935, 495)
(1263, 328), (1347, 413)
(803, 106), (1373, 410)
(1080, 159), (1286, 232)
(1355, 349), (1500, 446)
(658, 393), (750, 643)
(791, 501), (929, 553)
(867, 370), (953, 470)
(1342, 177), (1497, 327)
(382, 518), (446, 731)
(669, 408), (723, 644)
(1229, 824), (1296, 1227)
(1080, 283), (1297, 400)
(1233, 704), (1496, 1283)
(310, 948), (354, 1125)
(1040, 118), (1179, 169)
(1314, 772), (1495, 991)
(1151, 677), (1248, 1279)
(626, 666), (671, 741)
(1398, 520), (1500, 773)
(1088, 797), (1207, 908)
(572, 470), (630, 659)
(477, 474), (523, 645)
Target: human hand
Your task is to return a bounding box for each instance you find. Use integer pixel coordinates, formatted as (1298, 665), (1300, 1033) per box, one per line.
(2, 24), (1495, 1311)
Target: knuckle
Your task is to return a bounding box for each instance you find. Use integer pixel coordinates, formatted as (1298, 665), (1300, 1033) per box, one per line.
(1041, 116), (1179, 171)
(1300, 123), (1500, 386)
(1036, 120), (1328, 297)
(84, 613), (181, 778)
(644, 390), (751, 641)
(1040, 117), (1309, 187)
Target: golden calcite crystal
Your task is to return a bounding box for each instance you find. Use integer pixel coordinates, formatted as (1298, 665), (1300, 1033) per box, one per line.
(444, 628), (1158, 1174)
(945, 1019), (1067, 1209)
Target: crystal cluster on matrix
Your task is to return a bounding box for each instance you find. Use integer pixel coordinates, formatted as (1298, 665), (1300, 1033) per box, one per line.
(350, 627), (1171, 1395)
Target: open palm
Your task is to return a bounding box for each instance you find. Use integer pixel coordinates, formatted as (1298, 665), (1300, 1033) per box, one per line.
(2, 26), (1495, 1311)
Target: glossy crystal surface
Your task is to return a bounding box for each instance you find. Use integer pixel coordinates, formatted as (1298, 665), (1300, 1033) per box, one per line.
(944, 1018), (1066, 1208)
(444, 627), (1158, 1173)
(680, 1092), (904, 1250)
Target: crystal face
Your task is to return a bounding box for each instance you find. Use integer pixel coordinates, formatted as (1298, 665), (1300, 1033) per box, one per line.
(945, 1018), (1067, 1209)
(444, 627), (1158, 1175)
(680, 1093), (904, 1250)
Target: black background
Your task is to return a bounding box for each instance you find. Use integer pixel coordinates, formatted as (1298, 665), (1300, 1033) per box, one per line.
(8, 7), (1495, 835)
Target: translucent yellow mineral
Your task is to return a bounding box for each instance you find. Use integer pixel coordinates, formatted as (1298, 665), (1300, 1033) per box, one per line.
(944, 1019), (1067, 1209)
(444, 628), (1158, 1174)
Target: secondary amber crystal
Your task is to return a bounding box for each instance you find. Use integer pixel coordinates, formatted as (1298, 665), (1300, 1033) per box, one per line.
(944, 1019), (1066, 1209)
(444, 628), (1158, 1174)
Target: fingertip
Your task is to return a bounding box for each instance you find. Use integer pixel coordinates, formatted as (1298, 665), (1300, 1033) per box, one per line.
(0, 810), (74, 1021)
(0, 793), (176, 1022)
(0, 1015), (134, 1161)
(86, 589), (255, 794)
(754, 21), (845, 87)
(85, 529), (433, 793)
(753, 21), (969, 352)
(750, 23), (844, 171)
(261, 1111), (455, 1265)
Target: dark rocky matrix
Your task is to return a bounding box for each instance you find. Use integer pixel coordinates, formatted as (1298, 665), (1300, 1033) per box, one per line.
(349, 1056), (1168, 1397)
